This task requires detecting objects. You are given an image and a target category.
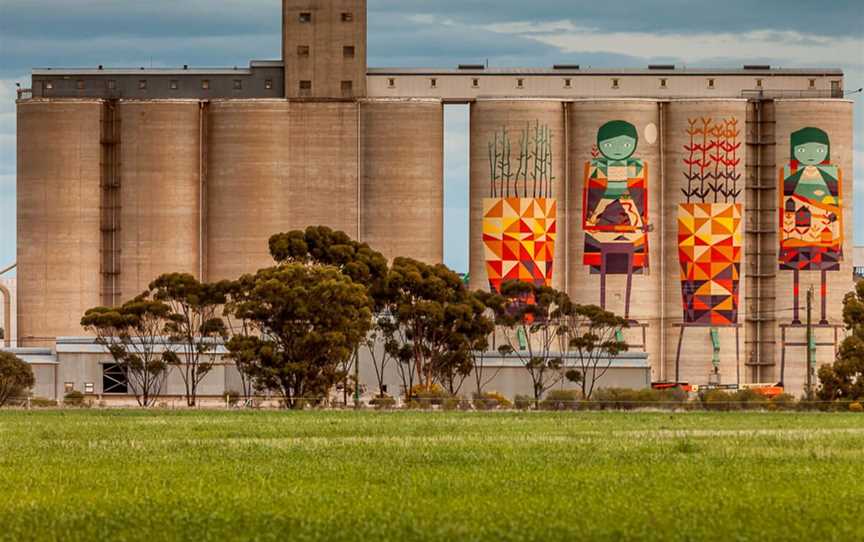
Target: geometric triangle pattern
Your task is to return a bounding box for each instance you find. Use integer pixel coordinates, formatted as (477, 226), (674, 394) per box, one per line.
(677, 203), (743, 326)
(483, 197), (557, 293)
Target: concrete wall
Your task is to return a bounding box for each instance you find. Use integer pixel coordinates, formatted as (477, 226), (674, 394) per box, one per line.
(283, 0), (367, 98)
(368, 72), (844, 101)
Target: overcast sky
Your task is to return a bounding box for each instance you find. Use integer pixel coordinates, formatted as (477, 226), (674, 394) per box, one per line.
(1, 0), (862, 273)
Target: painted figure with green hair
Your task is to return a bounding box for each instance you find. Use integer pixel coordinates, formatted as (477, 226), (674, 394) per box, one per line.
(779, 127), (843, 325)
(583, 120), (650, 321)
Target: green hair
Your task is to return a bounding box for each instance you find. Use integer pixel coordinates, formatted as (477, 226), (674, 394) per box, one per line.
(791, 127), (830, 162)
(597, 120), (638, 146)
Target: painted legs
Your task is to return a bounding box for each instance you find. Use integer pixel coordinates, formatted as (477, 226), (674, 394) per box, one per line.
(792, 269), (801, 325)
(598, 246), (635, 321)
(624, 252), (634, 322)
(791, 269), (829, 325)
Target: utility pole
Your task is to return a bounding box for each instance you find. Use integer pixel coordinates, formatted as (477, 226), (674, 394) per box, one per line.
(806, 286), (814, 400)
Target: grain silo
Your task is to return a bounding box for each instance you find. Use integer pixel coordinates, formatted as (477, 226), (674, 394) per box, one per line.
(768, 99), (853, 393)
(567, 100), (662, 375)
(662, 100), (748, 386)
(16, 100), (103, 346)
(118, 101), (203, 297)
(469, 100), (566, 294)
(361, 99), (444, 263)
(207, 100), (359, 281)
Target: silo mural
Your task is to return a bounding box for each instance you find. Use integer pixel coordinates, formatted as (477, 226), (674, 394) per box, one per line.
(582, 120), (649, 321)
(779, 127), (843, 325)
(482, 122), (557, 292)
(678, 117), (743, 327)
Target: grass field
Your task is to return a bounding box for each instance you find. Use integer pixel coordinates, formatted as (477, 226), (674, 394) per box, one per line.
(0, 411), (862, 542)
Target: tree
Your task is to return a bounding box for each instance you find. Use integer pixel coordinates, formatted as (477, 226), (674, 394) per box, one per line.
(487, 281), (569, 408)
(383, 257), (493, 399)
(269, 226), (389, 405)
(81, 295), (173, 407)
(818, 282), (864, 401)
(364, 313), (398, 398)
(0, 352), (34, 407)
(564, 304), (629, 400)
(471, 291), (503, 396)
(149, 273), (229, 407)
(225, 264), (372, 409)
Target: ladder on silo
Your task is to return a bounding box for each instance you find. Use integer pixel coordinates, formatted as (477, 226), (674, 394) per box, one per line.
(100, 100), (122, 307)
(744, 99), (778, 383)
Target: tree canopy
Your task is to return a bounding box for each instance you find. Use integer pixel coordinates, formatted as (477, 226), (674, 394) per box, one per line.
(818, 282), (864, 401)
(225, 263), (373, 408)
(0, 352), (34, 407)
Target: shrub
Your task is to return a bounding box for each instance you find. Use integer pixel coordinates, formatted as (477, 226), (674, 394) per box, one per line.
(514, 395), (533, 410)
(850, 402), (863, 413)
(592, 388), (688, 410)
(0, 352), (35, 407)
(539, 389), (581, 411)
(768, 393), (797, 411)
(472, 391), (512, 411)
(369, 394), (396, 410)
(30, 397), (58, 408)
(409, 384), (451, 409)
(63, 391), (86, 407)
(702, 389), (769, 411)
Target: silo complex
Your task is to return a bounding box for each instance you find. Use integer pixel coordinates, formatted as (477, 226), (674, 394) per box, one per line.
(662, 100), (749, 386)
(567, 100), (662, 366)
(119, 101), (203, 297)
(207, 101), (359, 280)
(12, 1), (855, 397)
(16, 101), (103, 346)
(361, 99), (444, 263)
(469, 100), (566, 294)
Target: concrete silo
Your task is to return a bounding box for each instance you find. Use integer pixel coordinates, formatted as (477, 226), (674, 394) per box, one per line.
(469, 100), (566, 294)
(16, 100), (103, 346)
(567, 100), (662, 376)
(118, 101), (203, 298)
(361, 99), (444, 263)
(768, 99), (854, 394)
(207, 100), (359, 281)
(661, 100), (749, 386)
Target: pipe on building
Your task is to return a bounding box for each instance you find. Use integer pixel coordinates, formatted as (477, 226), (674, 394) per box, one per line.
(658, 101), (667, 381)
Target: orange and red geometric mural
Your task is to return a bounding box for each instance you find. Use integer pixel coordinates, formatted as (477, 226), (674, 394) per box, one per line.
(678, 202), (742, 326)
(483, 197), (557, 292)
(677, 117), (743, 327)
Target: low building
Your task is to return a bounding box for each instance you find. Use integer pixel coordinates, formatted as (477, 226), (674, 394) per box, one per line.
(2, 337), (650, 405)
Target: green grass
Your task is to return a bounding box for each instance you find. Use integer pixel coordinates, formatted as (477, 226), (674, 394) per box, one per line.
(0, 411), (862, 542)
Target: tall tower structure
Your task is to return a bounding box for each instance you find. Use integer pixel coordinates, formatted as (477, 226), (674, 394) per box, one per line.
(282, 0), (367, 99)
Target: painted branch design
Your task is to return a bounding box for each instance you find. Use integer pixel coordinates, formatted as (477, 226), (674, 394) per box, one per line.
(682, 117), (741, 204)
(488, 121), (555, 198)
